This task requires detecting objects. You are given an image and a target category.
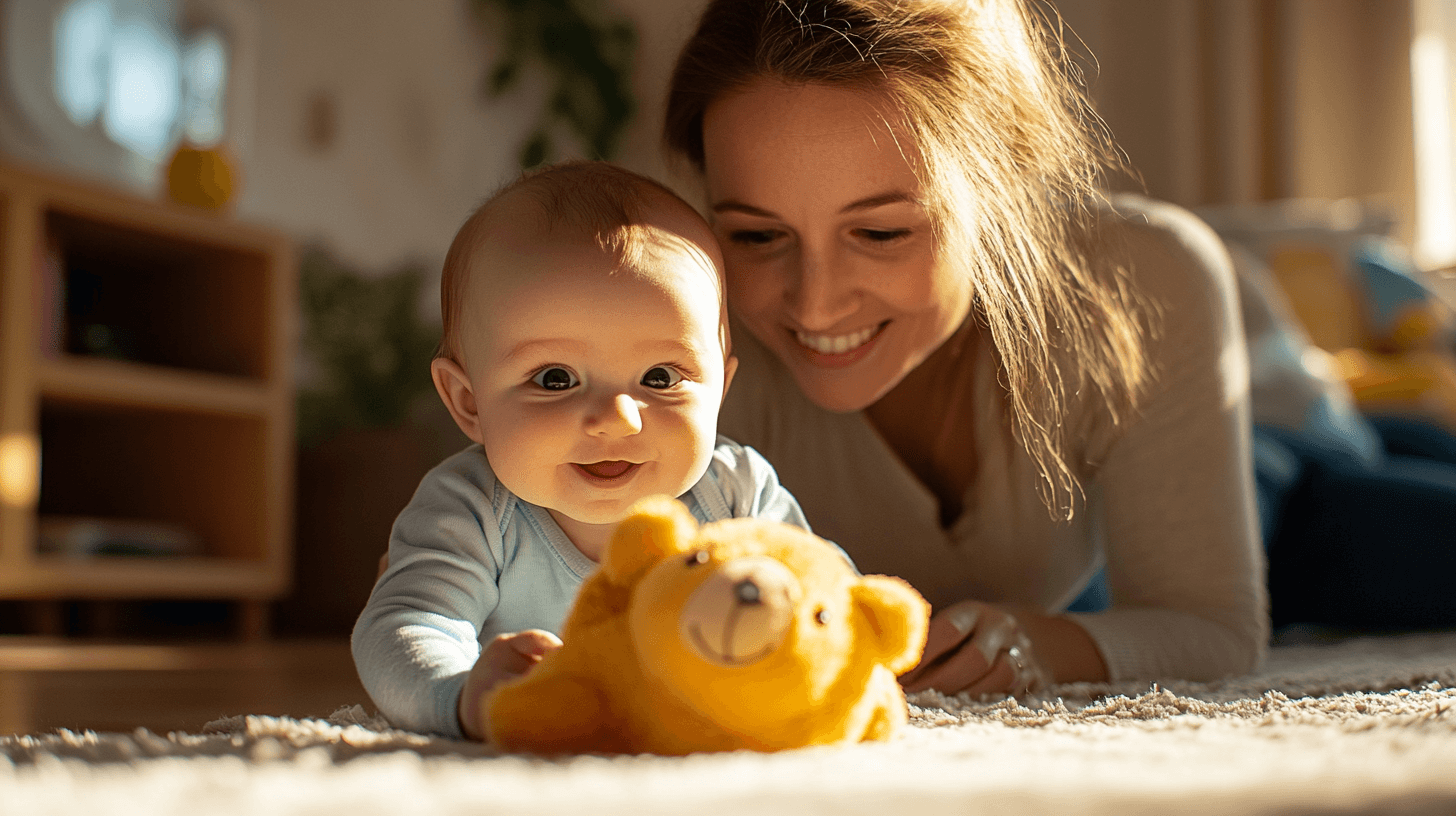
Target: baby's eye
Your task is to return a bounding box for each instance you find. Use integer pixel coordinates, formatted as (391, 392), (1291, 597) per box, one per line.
(531, 366), (579, 391)
(641, 366), (684, 389)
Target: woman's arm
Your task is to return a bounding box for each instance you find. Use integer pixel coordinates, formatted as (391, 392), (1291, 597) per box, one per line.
(1068, 195), (1268, 681)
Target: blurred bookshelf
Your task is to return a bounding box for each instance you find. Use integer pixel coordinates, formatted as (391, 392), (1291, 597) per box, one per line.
(0, 161), (295, 639)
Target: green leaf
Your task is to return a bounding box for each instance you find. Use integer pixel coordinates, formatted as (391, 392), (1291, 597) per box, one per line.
(295, 248), (440, 448)
(488, 61), (519, 93)
(471, 0), (636, 168)
(520, 130), (551, 168)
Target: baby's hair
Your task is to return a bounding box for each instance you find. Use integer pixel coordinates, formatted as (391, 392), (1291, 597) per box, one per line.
(438, 161), (709, 362)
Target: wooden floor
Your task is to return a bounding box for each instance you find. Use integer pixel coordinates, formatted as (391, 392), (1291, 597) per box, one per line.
(0, 637), (370, 737)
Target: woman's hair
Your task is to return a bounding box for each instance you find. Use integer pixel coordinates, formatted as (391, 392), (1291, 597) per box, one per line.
(664, 0), (1152, 518)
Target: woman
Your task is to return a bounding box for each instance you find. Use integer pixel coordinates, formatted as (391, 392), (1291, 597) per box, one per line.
(663, 0), (1267, 696)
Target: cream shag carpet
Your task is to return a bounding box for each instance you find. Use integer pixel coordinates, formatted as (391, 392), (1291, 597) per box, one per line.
(5, 630), (1456, 816)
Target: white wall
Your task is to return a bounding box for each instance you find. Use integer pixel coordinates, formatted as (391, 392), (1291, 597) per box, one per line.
(234, 0), (709, 280)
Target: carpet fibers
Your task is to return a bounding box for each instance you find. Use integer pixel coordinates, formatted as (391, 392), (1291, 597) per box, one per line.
(5, 631), (1456, 815)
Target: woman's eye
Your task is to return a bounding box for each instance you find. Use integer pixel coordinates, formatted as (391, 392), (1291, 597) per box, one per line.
(531, 367), (579, 390)
(727, 229), (779, 246)
(856, 228), (912, 243)
(641, 366), (684, 389)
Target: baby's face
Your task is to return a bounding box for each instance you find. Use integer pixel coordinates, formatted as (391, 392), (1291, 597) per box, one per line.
(460, 226), (730, 536)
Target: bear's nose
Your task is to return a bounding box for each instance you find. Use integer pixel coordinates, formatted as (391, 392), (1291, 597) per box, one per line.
(679, 555), (799, 666)
(735, 579), (761, 605)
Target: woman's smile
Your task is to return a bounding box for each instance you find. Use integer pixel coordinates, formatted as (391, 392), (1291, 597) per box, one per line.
(792, 322), (888, 367)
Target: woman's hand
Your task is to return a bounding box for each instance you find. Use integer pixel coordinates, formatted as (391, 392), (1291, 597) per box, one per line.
(457, 629), (563, 740)
(899, 600), (1050, 697)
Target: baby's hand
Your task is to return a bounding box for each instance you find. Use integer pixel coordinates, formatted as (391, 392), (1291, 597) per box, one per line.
(458, 629), (563, 741)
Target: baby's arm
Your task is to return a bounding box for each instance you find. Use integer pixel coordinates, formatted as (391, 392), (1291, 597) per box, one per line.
(351, 457), (506, 738)
(457, 629), (561, 740)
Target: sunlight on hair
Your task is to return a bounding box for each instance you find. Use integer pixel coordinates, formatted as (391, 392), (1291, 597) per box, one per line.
(973, 0), (1040, 78)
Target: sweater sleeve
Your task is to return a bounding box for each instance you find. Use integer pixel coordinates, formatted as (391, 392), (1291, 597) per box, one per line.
(350, 449), (504, 738)
(1067, 196), (1270, 681)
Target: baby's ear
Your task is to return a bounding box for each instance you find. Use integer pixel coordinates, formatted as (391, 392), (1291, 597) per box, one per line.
(721, 353), (739, 401)
(600, 495), (697, 586)
(851, 576), (931, 676)
(432, 357), (483, 444)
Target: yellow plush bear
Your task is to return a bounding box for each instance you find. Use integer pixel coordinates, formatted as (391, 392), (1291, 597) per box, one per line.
(484, 495), (930, 756)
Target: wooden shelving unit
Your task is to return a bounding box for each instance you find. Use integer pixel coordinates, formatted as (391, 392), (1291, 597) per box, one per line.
(0, 161), (295, 637)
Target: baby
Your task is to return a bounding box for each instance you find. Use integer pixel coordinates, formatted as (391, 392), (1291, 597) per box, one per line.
(351, 161), (812, 740)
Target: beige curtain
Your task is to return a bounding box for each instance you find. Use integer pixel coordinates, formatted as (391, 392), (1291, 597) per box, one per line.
(1053, 0), (1416, 242)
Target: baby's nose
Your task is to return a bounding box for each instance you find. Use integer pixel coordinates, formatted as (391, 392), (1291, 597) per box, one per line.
(587, 393), (643, 436)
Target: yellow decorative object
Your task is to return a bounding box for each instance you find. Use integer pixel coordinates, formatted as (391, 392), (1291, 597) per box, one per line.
(1383, 306), (1447, 354)
(1264, 239), (1456, 433)
(166, 145), (235, 210)
(1268, 247), (1369, 351)
(1334, 348), (1456, 425)
(485, 495), (930, 756)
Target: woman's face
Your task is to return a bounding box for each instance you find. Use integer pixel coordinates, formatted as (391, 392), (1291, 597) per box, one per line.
(701, 80), (975, 412)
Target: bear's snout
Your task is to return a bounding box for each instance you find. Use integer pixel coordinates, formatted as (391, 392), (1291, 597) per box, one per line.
(679, 556), (798, 666)
(734, 579), (762, 605)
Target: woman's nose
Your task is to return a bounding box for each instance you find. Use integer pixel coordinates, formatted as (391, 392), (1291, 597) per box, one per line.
(585, 393), (643, 437)
(786, 245), (857, 330)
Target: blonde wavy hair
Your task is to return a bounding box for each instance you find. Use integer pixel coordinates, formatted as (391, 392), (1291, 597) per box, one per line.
(664, 0), (1152, 518)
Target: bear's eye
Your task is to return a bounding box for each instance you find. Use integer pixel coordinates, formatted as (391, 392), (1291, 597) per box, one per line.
(814, 608), (829, 626)
(685, 550), (709, 567)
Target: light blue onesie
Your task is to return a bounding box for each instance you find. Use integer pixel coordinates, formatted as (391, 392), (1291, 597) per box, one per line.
(351, 435), (813, 738)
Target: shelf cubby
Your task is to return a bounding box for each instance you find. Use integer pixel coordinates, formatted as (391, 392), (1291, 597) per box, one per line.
(38, 399), (268, 560)
(45, 209), (272, 378)
(0, 161), (295, 637)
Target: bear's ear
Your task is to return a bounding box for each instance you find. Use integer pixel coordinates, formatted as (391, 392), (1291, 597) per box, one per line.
(599, 495), (697, 586)
(850, 575), (931, 676)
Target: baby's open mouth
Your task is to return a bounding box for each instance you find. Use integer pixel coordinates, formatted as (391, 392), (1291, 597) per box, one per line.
(574, 460), (639, 481)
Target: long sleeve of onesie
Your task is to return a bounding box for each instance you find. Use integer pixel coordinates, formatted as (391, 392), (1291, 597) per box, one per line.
(351, 449), (524, 740)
